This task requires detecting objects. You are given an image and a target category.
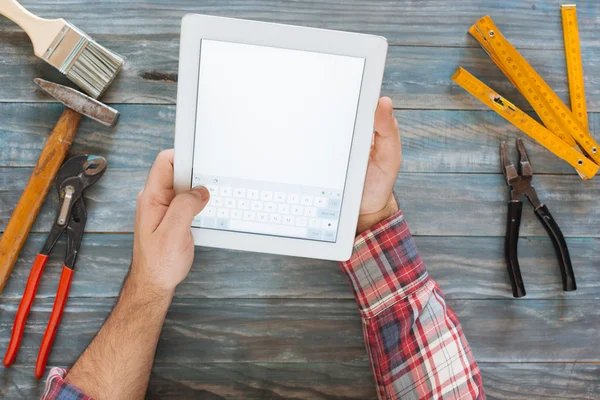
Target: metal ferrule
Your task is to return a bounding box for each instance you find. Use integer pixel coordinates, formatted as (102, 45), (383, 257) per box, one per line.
(42, 23), (90, 74)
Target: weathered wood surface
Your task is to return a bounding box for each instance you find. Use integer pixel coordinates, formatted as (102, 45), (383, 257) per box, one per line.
(2, 38), (600, 110)
(147, 363), (600, 400)
(1, 0), (599, 398)
(1, 169), (598, 237)
(1, 0), (599, 49)
(1, 234), (599, 301)
(2, 104), (600, 174)
(0, 298), (598, 367)
(2, 362), (599, 400)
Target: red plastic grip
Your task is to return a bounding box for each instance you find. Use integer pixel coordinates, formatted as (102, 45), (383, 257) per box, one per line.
(35, 266), (73, 379)
(4, 254), (49, 368)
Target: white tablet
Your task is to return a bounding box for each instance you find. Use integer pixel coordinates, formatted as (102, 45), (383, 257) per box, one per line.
(174, 14), (387, 261)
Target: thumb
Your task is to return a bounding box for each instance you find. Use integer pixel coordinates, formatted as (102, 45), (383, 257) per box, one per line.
(372, 97), (401, 166)
(374, 97), (398, 139)
(159, 186), (210, 235)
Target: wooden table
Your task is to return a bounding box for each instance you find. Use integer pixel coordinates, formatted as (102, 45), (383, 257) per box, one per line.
(1, 1), (599, 398)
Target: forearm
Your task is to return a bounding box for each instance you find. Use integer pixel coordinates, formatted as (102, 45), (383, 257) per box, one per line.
(342, 210), (484, 399)
(64, 275), (173, 400)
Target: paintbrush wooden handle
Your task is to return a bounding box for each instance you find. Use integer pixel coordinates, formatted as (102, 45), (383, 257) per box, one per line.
(0, 108), (82, 293)
(0, 0), (65, 56)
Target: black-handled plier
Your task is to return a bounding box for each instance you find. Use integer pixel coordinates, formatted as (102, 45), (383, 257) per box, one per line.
(500, 139), (576, 298)
(3, 155), (107, 379)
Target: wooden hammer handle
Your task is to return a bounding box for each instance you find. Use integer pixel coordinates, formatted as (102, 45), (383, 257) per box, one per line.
(0, 108), (82, 293)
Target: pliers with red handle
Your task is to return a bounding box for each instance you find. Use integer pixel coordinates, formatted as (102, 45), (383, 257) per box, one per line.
(3, 155), (107, 379)
(501, 139), (576, 298)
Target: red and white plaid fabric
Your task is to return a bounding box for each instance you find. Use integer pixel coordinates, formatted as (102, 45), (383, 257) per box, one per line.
(42, 368), (91, 400)
(340, 210), (484, 399)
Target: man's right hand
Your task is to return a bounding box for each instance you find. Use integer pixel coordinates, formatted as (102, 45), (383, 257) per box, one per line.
(130, 149), (210, 296)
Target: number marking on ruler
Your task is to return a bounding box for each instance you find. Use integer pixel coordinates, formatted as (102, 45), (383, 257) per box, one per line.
(451, 67), (599, 179)
(562, 4), (588, 132)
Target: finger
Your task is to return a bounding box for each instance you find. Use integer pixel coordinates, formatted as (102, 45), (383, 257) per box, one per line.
(157, 186), (210, 243)
(372, 97), (402, 168)
(137, 150), (177, 234)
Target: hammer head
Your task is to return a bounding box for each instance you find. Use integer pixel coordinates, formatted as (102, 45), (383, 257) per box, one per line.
(34, 78), (120, 127)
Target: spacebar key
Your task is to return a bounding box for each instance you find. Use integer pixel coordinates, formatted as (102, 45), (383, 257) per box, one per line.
(228, 220), (307, 237)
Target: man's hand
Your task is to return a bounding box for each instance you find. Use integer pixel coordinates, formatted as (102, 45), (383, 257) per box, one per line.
(130, 149), (210, 295)
(357, 97), (402, 234)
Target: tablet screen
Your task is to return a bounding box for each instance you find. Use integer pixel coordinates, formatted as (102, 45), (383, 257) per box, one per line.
(192, 40), (365, 242)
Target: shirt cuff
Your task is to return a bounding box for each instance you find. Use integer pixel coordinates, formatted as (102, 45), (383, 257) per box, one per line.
(41, 367), (93, 400)
(340, 209), (430, 319)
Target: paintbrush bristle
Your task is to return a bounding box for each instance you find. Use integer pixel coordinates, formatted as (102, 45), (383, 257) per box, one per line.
(42, 23), (124, 99)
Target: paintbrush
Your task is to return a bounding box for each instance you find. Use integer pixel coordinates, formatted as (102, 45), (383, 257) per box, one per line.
(0, 0), (124, 98)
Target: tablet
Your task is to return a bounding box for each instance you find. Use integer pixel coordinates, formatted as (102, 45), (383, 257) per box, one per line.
(174, 14), (387, 261)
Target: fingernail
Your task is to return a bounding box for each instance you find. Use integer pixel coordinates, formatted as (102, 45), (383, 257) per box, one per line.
(194, 186), (210, 200)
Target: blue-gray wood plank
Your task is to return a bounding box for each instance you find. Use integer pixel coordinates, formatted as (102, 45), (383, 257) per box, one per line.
(0, 1), (599, 399)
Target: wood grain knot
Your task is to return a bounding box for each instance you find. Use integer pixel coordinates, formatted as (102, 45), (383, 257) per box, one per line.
(140, 71), (178, 83)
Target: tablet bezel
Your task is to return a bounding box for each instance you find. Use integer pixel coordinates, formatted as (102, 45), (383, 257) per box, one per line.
(174, 14), (388, 261)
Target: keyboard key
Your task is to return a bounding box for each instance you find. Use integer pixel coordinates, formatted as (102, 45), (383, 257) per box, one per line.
(265, 202), (276, 212)
(247, 189), (259, 199)
(220, 186), (232, 197)
(251, 201), (263, 211)
(328, 198), (341, 209)
(283, 215), (294, 225)
(225, 198), (236, 208)
(309, 218), (321, 228)
(192, 215), (202, 227)
(257, 212), (269, 222)
(231, 210), (242, 220)
(201, 217), (216, 228)
(315, 197), (328, 207)
(274, 192), (286, 202)
(217, 208), (230, 218)
(323, 230), (336, 242)
(244, 211), (256, 221)
(261, 190), (273, 201)
(202, 206), (216, 217)
(277, 204), (290, 214)
(238, 199), (249, 209)
(270, 214), (282, 224)
(291, 205), (303, 215)
(318, 209), (339, 219)
(304, 207), (317, 217)
(207, 185), (218, 195)
(217, 218), (229, 229)
(301, 195), (313, 205)
(296, 217), (307, 227)
(323, 220), (336, 230)
(288, 193), (299, 204)
(307, 229), (322, 240)
(212, 197), (223, 207)
(233, 188), (246, 198)
(228, 220), (307, 238)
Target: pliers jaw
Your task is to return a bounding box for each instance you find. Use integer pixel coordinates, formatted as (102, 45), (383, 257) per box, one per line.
(500, 138), (541, 208)
(41, 155), (106, 259)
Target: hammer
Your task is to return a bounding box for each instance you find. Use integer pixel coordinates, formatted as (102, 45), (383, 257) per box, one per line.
(0, 79), (119, 292)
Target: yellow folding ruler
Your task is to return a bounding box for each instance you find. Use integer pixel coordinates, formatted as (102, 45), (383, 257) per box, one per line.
(451, 5), (599, 179)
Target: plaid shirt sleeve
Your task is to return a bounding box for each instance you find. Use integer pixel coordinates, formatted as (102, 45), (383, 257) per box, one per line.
(340, 210), (485, 400)
(41, 367), (92, 400)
